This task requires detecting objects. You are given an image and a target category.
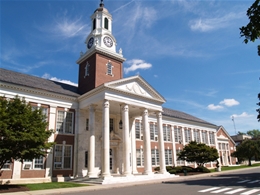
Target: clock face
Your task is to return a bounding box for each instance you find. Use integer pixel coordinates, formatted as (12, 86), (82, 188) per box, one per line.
(103, 36), (113, 47)
(87, 37), (94, 49)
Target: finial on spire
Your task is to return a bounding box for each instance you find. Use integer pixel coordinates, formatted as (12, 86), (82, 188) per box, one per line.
(100, 0), (104, 7)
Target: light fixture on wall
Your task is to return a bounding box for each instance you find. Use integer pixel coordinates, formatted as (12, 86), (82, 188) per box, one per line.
(119, 104), (123, 129)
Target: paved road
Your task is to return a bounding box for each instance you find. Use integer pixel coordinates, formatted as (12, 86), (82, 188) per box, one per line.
(6, 167), (260, 195)
(62, 168), (260, 195)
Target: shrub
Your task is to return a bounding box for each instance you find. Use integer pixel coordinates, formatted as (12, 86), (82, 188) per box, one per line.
(181, 166), (196, 172)
(168, 169), (176, 174)
(154, 167), (160, 171)
(166, 166), (174, 172)
(196, 166), (210, 173)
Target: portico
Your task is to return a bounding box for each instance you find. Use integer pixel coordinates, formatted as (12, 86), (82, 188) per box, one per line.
(77, 76), (169, 180)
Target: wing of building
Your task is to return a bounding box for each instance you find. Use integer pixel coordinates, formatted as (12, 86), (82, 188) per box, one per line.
(0, 1), (236, 184)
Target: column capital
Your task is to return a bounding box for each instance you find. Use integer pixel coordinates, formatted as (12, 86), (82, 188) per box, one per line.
(140, 108), (149, 116)
(103, 99), (109, 108)
(121, 104), (129, 112)
(156, 111), (162, 118)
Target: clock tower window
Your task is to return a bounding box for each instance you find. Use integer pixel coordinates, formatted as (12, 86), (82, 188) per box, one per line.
(104, 17), (108, 30)
(93, 19), (96, 30)
(106, 61), (113, 76)
(84, 62), (90, 78)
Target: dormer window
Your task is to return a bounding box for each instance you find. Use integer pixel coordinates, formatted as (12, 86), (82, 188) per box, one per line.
(84, 62), (90, 78)
(106, 61), (113, 76)
(93, 19), (96, 30)
(104, 17), (108, 30)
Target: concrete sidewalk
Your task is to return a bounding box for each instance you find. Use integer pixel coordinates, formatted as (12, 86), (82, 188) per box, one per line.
(1, 167), (259, 195)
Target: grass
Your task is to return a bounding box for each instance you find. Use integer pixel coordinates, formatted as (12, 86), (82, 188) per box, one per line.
(210, 163), (260, 172)
(22, 182), (89, 191)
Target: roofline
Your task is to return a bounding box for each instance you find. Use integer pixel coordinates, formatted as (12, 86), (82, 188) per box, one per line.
(217, 125), (236, 145)
(0, 82), (79, 101)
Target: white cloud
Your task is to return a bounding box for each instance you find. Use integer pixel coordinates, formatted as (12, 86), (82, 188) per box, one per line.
(124, 59), (152, 74)
(190, 12), (243, 32)
(54, 17), (88, 38)
(42, 73), (78, 86)
(220, 99), (239, 107)
(207, 104), (224, 110)
(231, 112), (254, 118)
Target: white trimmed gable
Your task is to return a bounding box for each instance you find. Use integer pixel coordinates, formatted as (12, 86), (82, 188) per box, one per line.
(104, 75), (166, 103)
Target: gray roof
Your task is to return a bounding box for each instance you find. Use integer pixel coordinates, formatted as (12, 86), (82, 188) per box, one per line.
(162, 107), (216, 126)
(0, 68), (80, 97)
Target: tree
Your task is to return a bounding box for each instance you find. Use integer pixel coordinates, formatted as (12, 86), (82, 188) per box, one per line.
(237, 131), (246, 135)
(231, 139), (260, 166)
(0, 96), (54, 171)
(177, 141), (219, 167)
(247, 129), (260, 138)
(240, 0), (260, 56)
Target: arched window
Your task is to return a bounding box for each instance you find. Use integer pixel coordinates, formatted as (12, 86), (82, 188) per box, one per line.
(106, 61), (113, 76)
(104, 17), (108, 30)
(93, 19), (96, 30)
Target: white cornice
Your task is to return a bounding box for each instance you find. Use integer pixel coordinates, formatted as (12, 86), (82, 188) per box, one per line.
(76, 46), (126, 64)
(0, 82), (78, 102)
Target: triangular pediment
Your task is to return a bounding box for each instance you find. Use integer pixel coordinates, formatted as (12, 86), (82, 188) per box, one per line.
(104, 75), (165, 103)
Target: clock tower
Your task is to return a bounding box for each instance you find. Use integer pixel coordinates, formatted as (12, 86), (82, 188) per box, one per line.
(77, 0), (125, 94)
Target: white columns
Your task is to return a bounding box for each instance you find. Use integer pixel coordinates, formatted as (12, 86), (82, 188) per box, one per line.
(122, 104), (131, 176)
(142, 109), (152, 175)
(102, 99), (111, 177)
(191, 129), (194, 141)
(181, 128), (187, 166)
(88, 104), (97, 178)
(171, 126), (177, 166)
(157, 112), (166, 174)
(130, 118), (138, 174)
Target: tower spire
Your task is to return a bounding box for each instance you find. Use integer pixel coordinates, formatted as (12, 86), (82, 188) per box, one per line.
(100, 0), (104, 7)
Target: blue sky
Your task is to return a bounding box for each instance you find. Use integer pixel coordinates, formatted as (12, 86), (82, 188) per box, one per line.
(1, 0), (259, 135)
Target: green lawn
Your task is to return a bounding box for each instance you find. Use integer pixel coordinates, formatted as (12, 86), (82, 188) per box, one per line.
(22, 182), (89, 191)
(210, 163), (260, 172)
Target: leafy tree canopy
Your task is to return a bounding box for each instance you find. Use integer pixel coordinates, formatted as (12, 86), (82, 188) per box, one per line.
(0, 96), (54, 170)
(231, 139), (260, 166)
(237, 131), (246, 135)
(177, 141), (219, 167)
(240, 0), (260, 56)
(247, 129), (260, 138)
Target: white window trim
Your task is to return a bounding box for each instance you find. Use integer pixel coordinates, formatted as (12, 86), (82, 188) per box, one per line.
(56, 110), (74, 134)
(106, 61), (114, 77)
(54, 144), (72, 170)
(23, 157), (45, 170)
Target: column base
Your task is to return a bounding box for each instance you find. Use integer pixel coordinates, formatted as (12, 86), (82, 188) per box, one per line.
(87, 172), (99, 179)
(142, 170), (154, 176)
(159, 170), (170, 175)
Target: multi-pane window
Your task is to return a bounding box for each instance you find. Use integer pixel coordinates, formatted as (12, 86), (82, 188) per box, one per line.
(222, 143), (226, 151)
(193, 129), (200, 142)
(31, 105), (48, 121)
(209, 133), (215, 144)
(201, 131), (208, 144)
(23, 157), (44, 169)
(150, 123), (158, 141)
(151, 149), (159, 166)
(218, 143), (221, 150)
(184, 129), (191, 143)
(174, 127), (182, 143)
(176, 149), (184, 165)
(109, 118), (114, 132)
(54, 145), (72, 169)
(135, 121), (143, 140)
(136, 149), (144, 166)
(2, 161), (11, 169)
(163, 125), (171, 142)
(84, 62), (90, 77)
(106, 61), (113, 76)
(56, 111), (74, 134)
(165, 149), (173, 165)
